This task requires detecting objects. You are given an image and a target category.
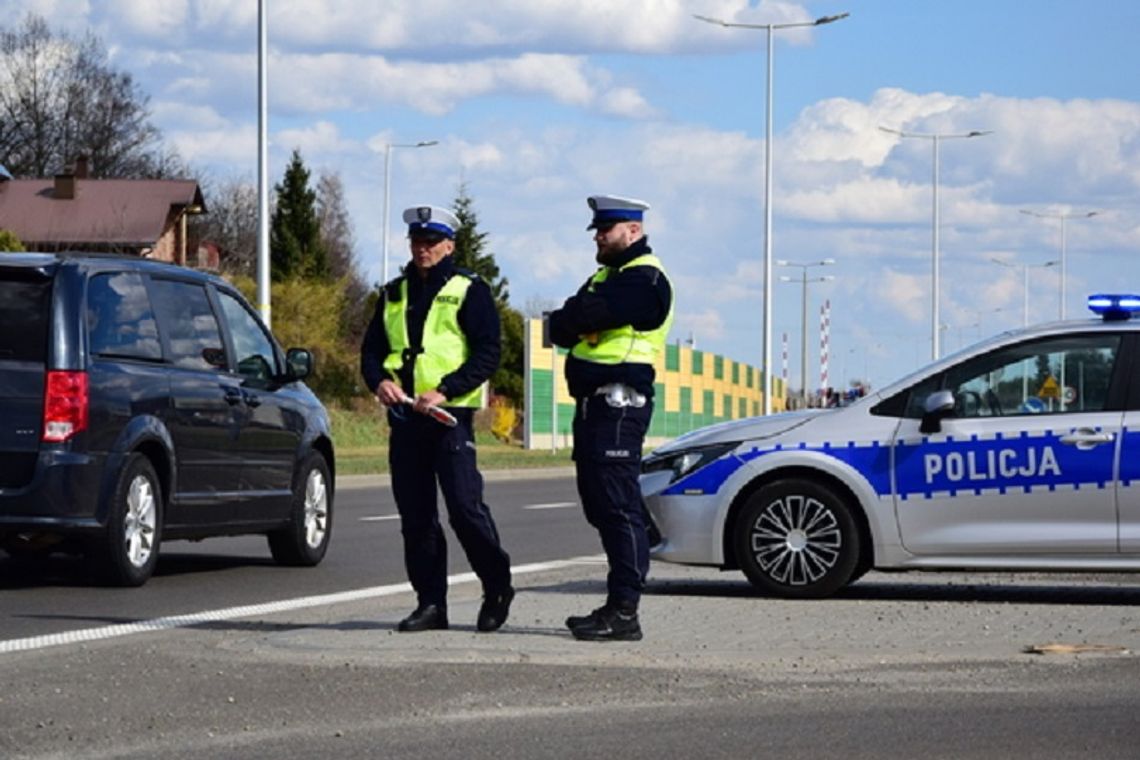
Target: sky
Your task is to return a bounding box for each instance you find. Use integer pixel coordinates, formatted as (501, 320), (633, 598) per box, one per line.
(7, 0), (1140, 393)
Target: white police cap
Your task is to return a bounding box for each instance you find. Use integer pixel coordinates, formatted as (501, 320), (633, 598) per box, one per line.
(403, 205), (460, 239)
(587, 194), (650, 230)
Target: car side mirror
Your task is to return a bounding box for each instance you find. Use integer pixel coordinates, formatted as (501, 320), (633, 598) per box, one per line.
(285, 348), (313, 380)
(919, 389), (955, 434)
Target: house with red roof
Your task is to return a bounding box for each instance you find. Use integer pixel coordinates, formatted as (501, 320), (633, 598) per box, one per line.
(0, 157), (207, 266)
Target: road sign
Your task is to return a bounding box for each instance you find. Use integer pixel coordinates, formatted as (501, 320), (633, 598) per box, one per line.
(1063, 385), (1077, 405)
(1038, 375), (1060, 399)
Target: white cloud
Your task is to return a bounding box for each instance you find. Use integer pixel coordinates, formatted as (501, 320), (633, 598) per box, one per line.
(276, 121), (356, 156)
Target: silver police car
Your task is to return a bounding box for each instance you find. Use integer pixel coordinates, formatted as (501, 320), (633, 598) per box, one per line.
(641, 294), (1140, 598)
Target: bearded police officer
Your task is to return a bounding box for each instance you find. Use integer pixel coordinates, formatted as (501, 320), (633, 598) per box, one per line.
(549, 194), (674, 641)
(360, 205), (513, 633)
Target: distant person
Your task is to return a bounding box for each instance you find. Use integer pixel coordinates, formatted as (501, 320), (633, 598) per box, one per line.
(360, 205), (513, 633)
(548, 194), (674, 641)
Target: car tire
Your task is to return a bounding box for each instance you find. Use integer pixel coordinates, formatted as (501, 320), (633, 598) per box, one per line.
(734, 478), (860, 599)
(268, 451), (332, 566)
(93, 453), (163, 587)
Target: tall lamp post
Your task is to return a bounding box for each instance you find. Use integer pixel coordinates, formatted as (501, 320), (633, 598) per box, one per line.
(993, 257), (1058, 405)
(694, 11), (849, 415)
(778, 258), (835, 406)
(991, 258), (1059, 327)
(879, 126), (991, 361)
(381, 140), (438, 284)
(1019, 209), (1098, 320)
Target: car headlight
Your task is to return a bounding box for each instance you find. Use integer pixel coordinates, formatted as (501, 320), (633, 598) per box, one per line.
(642, 442), (739, 485)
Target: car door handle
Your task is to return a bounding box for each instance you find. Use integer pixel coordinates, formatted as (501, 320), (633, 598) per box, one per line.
(1058, 429), (1115, 448)
(222, 387), (243, 405)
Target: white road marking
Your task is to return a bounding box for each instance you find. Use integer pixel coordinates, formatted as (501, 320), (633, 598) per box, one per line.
(524, 502), (578, 510)
(0, 555), (606, 656)
(360, 514), (401, 522)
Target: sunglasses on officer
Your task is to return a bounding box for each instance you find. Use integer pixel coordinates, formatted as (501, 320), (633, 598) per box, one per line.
(409, 232), (450, 246)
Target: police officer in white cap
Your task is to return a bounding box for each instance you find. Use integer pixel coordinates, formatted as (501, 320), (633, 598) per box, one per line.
(548, 194), (674, 641)
(360, 205), (513, 633)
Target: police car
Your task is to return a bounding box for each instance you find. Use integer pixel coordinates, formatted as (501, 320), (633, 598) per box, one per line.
(641, 294), (1140, 598)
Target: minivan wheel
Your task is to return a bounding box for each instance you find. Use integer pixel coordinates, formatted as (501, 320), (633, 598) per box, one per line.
(93, 453), (163, 587)
(734, 479), (860, 599)
(268, 452), (332, 566)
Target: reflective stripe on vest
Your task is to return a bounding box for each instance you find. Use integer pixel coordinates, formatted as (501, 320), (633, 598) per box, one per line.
(570, 254), (674, 367)
(381, 274), (483, 407)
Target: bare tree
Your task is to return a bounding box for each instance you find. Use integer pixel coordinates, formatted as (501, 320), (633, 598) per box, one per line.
(0, 14), (182, 178)
(316, 171), (369, 340)
(190, 175), (259, 276)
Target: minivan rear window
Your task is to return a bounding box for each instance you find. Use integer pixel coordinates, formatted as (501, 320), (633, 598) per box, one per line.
(87, 272), (162, 361)
(0, 276), (50, 362)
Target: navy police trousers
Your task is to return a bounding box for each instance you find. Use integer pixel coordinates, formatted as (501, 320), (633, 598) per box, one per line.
(572, 394), (653, 609)
(389, 410), (511, 609)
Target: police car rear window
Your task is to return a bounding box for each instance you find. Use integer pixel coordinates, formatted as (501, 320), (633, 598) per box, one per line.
(0, 276), (50, 362)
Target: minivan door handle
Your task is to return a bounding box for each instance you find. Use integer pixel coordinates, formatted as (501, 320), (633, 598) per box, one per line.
(1058, 428), (1115, 450)
(221, 386), (243, 406)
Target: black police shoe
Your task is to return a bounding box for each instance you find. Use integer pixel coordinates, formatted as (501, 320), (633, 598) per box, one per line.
(476, 587), (515, 633)
(565, 606), (607, 632)
(569, 605), (642, 642)
(397, 604), (449, 632)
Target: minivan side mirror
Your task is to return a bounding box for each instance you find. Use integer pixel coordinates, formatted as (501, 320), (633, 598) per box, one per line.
(285, 348), (313, 380)
(919, 389), (955, 434)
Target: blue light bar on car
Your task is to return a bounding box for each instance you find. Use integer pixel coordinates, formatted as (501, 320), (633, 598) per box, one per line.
(1088, 294), (1140, 321)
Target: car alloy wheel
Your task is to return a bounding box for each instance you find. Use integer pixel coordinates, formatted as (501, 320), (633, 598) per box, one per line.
(302, 466), (329, 549)
(268, 451), (333, 566)
(123, 471), (158, 568)
(735, 479), (860, 599)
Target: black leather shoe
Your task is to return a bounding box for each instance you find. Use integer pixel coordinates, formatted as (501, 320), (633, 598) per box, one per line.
(570, 606), (642, 642)
(477, 587), (515, 632)
(397, 604), (449, 632)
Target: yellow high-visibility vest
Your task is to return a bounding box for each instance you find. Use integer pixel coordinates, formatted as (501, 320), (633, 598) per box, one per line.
(570, 254), (674, 366)
(382, 273), (483, 407)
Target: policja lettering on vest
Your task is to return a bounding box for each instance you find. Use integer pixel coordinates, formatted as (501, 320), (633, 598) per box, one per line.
(548, 193), (675, 642)
(359, 203), (514, 634)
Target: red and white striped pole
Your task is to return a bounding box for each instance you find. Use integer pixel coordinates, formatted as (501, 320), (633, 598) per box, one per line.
(781, 332), (788, 404)
(820, 300), (829, 398)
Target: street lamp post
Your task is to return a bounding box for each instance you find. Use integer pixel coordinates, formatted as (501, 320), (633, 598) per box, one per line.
(993, 257), (1059, 405)
(879, 126), (991, 361)
(778, 258), (835, 406)
(991, 258), (1059, 327)
(1019, 209), (1099, 320)
(694, 11), (849, 415)
(381, 140), (439, 284)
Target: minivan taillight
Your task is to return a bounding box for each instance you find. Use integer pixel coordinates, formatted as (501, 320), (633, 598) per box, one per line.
(43, 371), (89, 442)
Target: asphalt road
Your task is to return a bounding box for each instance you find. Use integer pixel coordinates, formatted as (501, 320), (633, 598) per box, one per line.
(3, 474), (1140, 759)
(0, 475), (594, 642)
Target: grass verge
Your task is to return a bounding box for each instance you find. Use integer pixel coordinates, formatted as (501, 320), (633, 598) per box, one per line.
(328, 406), (574, 476)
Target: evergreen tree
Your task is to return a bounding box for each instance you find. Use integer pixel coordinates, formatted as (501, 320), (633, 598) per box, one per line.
(452, 182), (508, 303)
(450, 183), (523, 406)
(269, 149), (329, 281)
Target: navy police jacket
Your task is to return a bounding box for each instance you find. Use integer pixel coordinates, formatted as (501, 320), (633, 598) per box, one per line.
(548, 236), (673, 400)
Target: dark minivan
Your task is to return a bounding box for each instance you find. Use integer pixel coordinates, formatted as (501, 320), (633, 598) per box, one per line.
(0, 252), (335, 585)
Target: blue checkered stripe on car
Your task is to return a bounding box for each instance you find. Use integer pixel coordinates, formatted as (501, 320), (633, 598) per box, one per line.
(665, 427), (1129, 500)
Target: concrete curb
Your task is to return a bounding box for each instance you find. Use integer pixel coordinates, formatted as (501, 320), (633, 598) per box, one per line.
(336, 466), (575, 490)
